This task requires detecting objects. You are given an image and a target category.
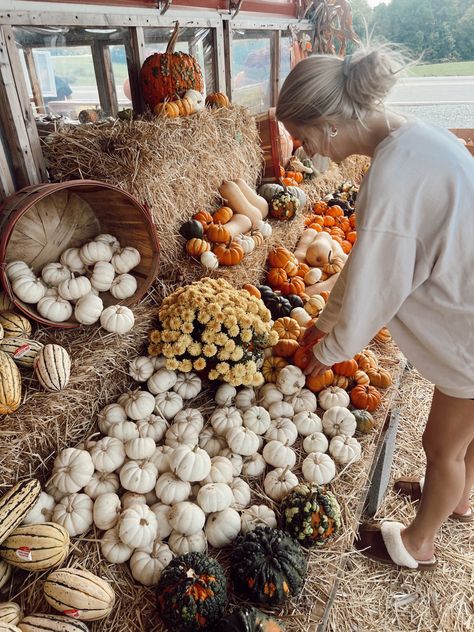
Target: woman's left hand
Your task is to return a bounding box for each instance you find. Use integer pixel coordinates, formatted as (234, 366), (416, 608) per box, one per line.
(304, 353), (330, 378)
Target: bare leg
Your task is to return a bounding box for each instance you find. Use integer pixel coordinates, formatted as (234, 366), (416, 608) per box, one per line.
(453, 438), (474, 515)
(401, 388), (474, 561)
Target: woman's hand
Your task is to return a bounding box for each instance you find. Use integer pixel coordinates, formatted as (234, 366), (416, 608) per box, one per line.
(301, 324), (327, 347)
(304, 354), (330, 377)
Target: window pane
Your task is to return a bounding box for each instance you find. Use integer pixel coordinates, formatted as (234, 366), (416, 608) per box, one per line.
(279, 31), (292, 88)
(232, 30), (272, 114)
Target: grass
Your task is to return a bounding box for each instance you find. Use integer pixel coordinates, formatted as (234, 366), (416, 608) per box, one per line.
(51, 55), (128, 86)
(409, 60), (474, 76)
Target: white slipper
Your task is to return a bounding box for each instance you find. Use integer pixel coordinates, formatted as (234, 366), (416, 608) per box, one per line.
(380, 521), (437, 570)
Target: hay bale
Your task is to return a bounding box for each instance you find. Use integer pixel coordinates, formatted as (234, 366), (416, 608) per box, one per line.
(301, 154), (370, 203)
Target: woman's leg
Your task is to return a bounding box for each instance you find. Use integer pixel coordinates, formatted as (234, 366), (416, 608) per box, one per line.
(401, 388), (474, 561)
(453, 437), (474, 515)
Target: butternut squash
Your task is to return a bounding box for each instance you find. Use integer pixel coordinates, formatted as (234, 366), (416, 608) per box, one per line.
(219, 181), (261, 228)
(306, 233), (334, 267)
(294, 228), (320, 262)
(234, 179), (269, 219)
(224, 214), (252, 238)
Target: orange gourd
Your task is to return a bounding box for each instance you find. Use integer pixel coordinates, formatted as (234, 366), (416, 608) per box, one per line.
(350, 384), (382, 412)
(366, 367), (393, 389)
(272, 317), (301, 341)
(332, 359), (358, 377)
(262, 356), (288, 383)
(326, 205), (344, 218)
(346, 231), (357, 244)
(273, 338), (299, 358)
(243, 284), (261, 299)
(207, 223), (231, 244)
(283, 260), (299, 277)
(312, 201), (328, 215)
(323, 215), (336, 227)
(267, 267), (288, 289)
(193, 210), (214, 231)
(280, 276), (306, 296)
(349, 213), (356, 229)
(212, 241), (244, 266)
(306, 369), (334, 393)
(268, 247), (296, 268)
(213, 206), (233, 224)
(186, 238), (211, 256)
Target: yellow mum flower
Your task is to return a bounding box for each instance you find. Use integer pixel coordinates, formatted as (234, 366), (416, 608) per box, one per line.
(252, 372), (265, 387)
(203, 343), (218, 358)
(226, 316), (238, 328)
(175, 343), (187, 356)
(178, 334), (193, 347)
(197, 311), (212, 325)
(233, 364), (246, 379)
(216, 362), (230, 375)
(181, 308), (195, 322)
(241, 329), (252, 343)
(181, 322), (194, 334)
(239, 315), (253, 328)
(162, 344), (175, 358)
(268, 330), (279, 346)
(169, 317), (182, 331)
(215, 333), (229, 346)
(246, 360), (258, 373)
(230, 347), (244, 362)
(193, 358), (206, 371)
(217, 349), (231, 361)
(208, 369), (220, 380)
(224, 339), (236, 353)
(188, 342), (202, 357)
(179, 359), (193, 372)
(161, 330), (174, 343)
(228, 325), (240, 337)
(202, 331), (216, 344)
(147, 342), (162, 356)
(166, 358), (180, 371)
(149, 330), (162, 343)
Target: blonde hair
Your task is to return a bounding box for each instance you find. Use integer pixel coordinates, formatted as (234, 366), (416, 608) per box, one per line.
(276, 42), (413, 125)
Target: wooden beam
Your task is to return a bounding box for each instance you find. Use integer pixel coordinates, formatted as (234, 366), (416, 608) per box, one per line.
(91, 40), (119, 117)
(271, 30), (280, 107)
(222, 20), (232, 101)
(24, 47), (46, 115)
(0, 124), (15, 201)
(125, 26), (145, 115)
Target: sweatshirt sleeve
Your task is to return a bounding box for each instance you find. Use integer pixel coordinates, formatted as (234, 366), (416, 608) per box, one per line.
(315, 261), (348, 333)
(314, 228), (421, 365)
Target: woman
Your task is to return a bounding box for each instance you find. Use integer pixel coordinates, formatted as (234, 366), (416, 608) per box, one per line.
(276, 44), (474, 571)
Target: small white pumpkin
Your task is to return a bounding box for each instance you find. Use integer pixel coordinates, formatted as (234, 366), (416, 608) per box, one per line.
(255, 220), (272, 237)
(50, 448), (94, 494)
(242, 453), (266, 478)
(110, 273), (137, 300)
(165, 421), (199, 449)
(329, 434), (362, 464)
(120, 459), (158, 493)
(242, 406), (271, 435)
(185, 89), (205, 111)
(60, 247), (86, 274)
(199, 427), (227, 457)
(268, 400), (294, 420)
(121, 492), (147, 509)
(95, 233), (121, 252)
(303, 432), (329, 454)
(100, 304), (135, 333)
(12, 275), (46, 304)
(124, 389), (155, 420)
(125, 437), (156, 461)
(322, 406), (356, 438)
(90, 436), (126, 473)
(302, 452), (336, 485)
(101, 526), (133, 563)
(235, 387), (256, 411)
(293, 411), (323, 437)
(130, 540), (173, 586)
(80, 240), (113, 265)
(234, 233), (255, 254)
(147, 368), (178, 394)
(169, 501), (206, 535)
(45, 478), (67, 503)
(37, 295), (73, 322)
(257, 383), (283, 408)
(265, 418), (298, 445)
(200, 251), (219, 270)
(150, 503), (173, 540)
(217, 449), (243, 477)
(74, 293), (103, 325)
(210, 406), (243, 436)
(119, 503), (158, 549)
(22, 491), (55, 525)
(93, 492), (121, 531)
(169, 444), (212, 482)
(41, 262), (72, 287)
(97, 402), (127, 434)
(152, 355), (168, 370)
(154, 391), (184, 420)
(286, 388), (317, 414)
(230, 478), (251, 509)
(276, 365), (305, 396)
(226, 426), (260, 456)
(240, 505), (277, 534)
(111, 246), (141, 274)
(318, 386), (351, 410)
(263, 440), (296, 469)
(173, 408), (204, 432)
(137, 414), (169, 442)
(173, 372), (202, 399)
(205, 508), (241, 548)
(196, 483), (233, 513)
(129, 356), (155, 382)
(290, 307), (312, 327)
(263, 467), (298, 501)
(304, 267), (323, 285)
(58, 275), (91, 301)
(215, 383), (236, 407)
(90, 261), (115, 292)
(108, 420), (139, 442)
(84, 471), (120, 499)
(201, 456), (233, 485)
(155, 472), (191, 505)
(52, 492), (93, 536)
(149, 445), (174, 474)
(5, 260), (34, 282)
(168, 530), (206, 555)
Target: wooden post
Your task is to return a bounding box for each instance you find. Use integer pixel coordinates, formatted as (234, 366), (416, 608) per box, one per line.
(125, 26), (145, 114)
(0, 26), (46, 188)
(91, 40), (119, 117)
(223, 21), (233, 101)
(271, 30), (280, 107)
(24, 47), (45, 115)
(0, 128), (15, 201)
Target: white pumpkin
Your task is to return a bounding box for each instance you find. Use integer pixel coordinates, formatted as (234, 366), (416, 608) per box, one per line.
(196, 483), (233, 513)
(242, 453), (266, 478)
(201, 456), (233, 485)
(265, 418), (298, 445)
(125, 437), (156, 461)
(173, 408), (204, 432)
(168, 530), (206, 555)
(242, 406), (271, 435)
(235, 387), (256, 411)
(60, 247), (86, 274)
(173, 372), (202, 400)
(303, 432), (329, 454)
(226, 426), (260, 456)
(119, 504), (158, 548)
(262, 440), (296, 469)
(137, 415), (169, 442)
(240, 504), (277, 534)
(165, 421), (199, 449)
(150, 503), (173, 540)
(90, 261), (115, 292)
(293, 411), (323, 437)
(130, 540), (173, 586)
(101, 526), (133, 563)
(37, 295), (73, 322)
(169, 444), (212, 482)
(304, 267), (323, 285)
(58, 275), (91, 301)
(50, 448), (94, 494)
(111, 246), (141, 274)
(12, 275), (46, 304)
(149, 445), (174, 474)
(205, 508), (241, 548)
(329, 434), (362, 464)
(154, 391), (183, 420)
(144, 489), (158, 505)
(5, 260), (34, 282)
(302, 452), (336, 485)
(80, 240), (113, 265)
(22, 491), (55, 525)
(151, 355), (168, 370)
(155, 472), (191, 505)
(230, 478), (251, 509)
(41, 262), (72, 287)
(84, 471), (120, 499)
(318, 386), (350, 410)
(129, 356), (155, 382)
(93, 492), (121, 531)
(255, 220), (272, 237)
(169, 501), (206, 535)
(74, 293), (103, 325)
(200, 251), (219, 270)
(198, 427), (227, 457)
(45, 477), (67, 503)
(108, 420), (139, 442)
(147, 368), (178, 395)
(100, 304), (135, 333)
(290, 307), (312, 327)
(124, 389), (155, 420)
(217, 449), (243, 477)
(210, 406), (243, 436)
(97, 402), (127, 434)
(286, 388), (317, 414)
(121, 492), (147, 509)
(268, 400), (294, 420)
(52, 492), (93, 536)
(95, 233), (121, 252)
(110, 273), (137, 300)
(234, 233), (255, 254)
(90, 436), (126, 473)
(263, 467), (298, 501)
(120, 459), (158, 493)
(276, 365), (305, 396)
(257, 383), (283, 408)
(215, 383), (236, 407)
(322, 406), (356, 438)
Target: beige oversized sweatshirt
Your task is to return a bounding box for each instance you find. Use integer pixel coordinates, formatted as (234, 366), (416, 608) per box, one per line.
(314, 120), (474, 398)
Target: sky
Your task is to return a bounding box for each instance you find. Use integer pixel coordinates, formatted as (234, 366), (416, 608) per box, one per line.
(367, 0), (390, 6)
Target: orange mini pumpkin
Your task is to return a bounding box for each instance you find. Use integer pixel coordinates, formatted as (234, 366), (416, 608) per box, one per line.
(213, 206), (233, 225)
(366, 367), (393, 389)
(280, 276), (306, 296)
(283, 260), (299, 277)
(193, 210), (214, 231)
(312, 201), (328, 215)
(350, 384), (382, 412)
(268, 247), (296, 268)
(213, 241), (244, 266)
(323, 215), (336, 227)
(251, 232), (265, 247)
(326, 205), (344, 218)
(308, 223), (323, 232)
(346, 231), (357, 244)
(186, 238), (211, 256)
(353, 369), (370, 385)
(349, 213), (356, 229)
(306, 369), (334, 393)
(341, 240), (352, 254)
(332, 375), (350, 389)
(296, 262), (310, 278)
(267, 267), (288, 289)
(207, 223), (231, 244)
(272, 317), (301, 341)
(293, 345), (314, 371)
(273, 338), (299, 358)
(243, 284), (261, 299)
(332, 359), (358, 377)
(205, 92), (230, 108)
(262, 356), (288, 383)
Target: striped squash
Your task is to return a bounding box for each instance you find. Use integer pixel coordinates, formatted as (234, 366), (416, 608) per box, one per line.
(34, 344), (71, 392)
(0, 313), (31, 339)
(19, 614), (90, 632)
(0, 603), (21, 626)
(0, 324), (3, 340)
(0, 292), (14, 314)
(0, 522), (69, 571)
(0, 479), (41, 545)
(0, 338), (44, 369)
(0, 623), (21, 631)
(0, 352), (21, 415)
(0, 561), (11, 592)
(44, 568), (115, 621)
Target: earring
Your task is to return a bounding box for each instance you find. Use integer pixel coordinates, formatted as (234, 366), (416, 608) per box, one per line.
(329, 127), (338, 138)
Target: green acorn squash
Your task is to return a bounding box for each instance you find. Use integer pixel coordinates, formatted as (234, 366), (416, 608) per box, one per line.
(230, 526), (306, 605)
(280, 484), (342, 548)
(210, 606), (285, 631)
(352, 409), (375, 433)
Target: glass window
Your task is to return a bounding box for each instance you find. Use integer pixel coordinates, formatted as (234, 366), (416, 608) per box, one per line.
(13, 26), (131, 121)
(231, 29), (273, 114)
(279, 31), (292, 88)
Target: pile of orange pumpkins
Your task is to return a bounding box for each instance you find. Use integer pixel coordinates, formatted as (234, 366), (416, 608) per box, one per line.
(265, 246), (330, 297)
(305, 200), (357, 255)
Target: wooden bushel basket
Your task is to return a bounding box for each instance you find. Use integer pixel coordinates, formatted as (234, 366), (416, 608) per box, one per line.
(255, 107), (293, 183)
(0, 180), (160, 328)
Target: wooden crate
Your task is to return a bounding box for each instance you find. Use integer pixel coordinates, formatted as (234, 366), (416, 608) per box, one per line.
(450, 128), (474, 157)
(255, 107), (293, 182)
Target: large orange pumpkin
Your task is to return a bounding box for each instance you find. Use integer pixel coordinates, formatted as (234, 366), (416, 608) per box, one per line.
(332, 359), (358, 377)
(140, 22), (204, 109)
(213, 241), (244, 266)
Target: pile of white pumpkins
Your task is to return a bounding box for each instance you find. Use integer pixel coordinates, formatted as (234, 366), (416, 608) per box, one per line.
(5, 234), (140, 333)
(25, 356), (363, 587)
